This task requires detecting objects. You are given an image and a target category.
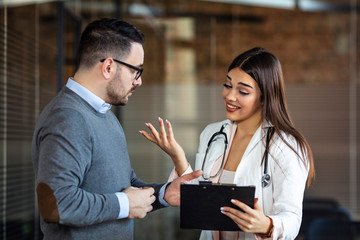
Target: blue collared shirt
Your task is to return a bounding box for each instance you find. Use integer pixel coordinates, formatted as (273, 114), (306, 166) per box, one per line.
(66, 78), (169, 219)
(66, 78), (112, 113)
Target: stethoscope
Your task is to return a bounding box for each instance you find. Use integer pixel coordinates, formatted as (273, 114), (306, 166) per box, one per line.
(201, 124), (272, 188)
(201, 124), (228, 180)
(262, 128), (272, 188)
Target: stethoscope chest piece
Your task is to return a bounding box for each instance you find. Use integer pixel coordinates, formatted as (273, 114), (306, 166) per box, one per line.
(262, 173), (271, 188)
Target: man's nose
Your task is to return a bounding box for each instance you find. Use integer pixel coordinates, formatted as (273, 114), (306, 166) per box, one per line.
(133, 77), (142, 87)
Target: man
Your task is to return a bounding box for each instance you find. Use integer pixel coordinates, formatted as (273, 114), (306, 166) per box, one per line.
(32, 18), (201, 240)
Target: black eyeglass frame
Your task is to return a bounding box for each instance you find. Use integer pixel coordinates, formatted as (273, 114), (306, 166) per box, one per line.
(100, 58), (143, 80)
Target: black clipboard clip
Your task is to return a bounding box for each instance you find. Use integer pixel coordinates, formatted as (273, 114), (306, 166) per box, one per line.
(198, 180), (213, 185)
(198, 180), (237, 186)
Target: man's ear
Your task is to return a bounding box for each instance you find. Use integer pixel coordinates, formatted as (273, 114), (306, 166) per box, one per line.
(101, 58), (115, 80)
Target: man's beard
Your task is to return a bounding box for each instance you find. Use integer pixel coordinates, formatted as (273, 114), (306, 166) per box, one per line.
(106, 73), (136, 106)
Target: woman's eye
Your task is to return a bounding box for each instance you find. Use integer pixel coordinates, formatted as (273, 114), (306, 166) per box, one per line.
(239, 91), (249, 95)
(223, 83), (249, 95)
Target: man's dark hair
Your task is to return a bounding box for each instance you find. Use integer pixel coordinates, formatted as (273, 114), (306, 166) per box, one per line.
(77, 18), (144, 69)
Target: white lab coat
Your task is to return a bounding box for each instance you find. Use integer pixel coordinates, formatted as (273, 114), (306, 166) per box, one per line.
(169, 119), (309, 240)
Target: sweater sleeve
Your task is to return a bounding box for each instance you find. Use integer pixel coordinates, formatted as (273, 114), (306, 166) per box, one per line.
(34, 109), (120, 227)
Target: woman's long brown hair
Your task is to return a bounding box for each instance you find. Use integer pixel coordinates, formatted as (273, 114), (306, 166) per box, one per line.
(228, 47), (315, 187)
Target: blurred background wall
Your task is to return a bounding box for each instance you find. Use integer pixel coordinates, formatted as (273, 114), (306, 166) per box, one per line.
(0, 0), (358, 239)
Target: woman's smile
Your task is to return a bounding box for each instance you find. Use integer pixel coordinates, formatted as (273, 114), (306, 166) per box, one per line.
(225, 102), (241, 112)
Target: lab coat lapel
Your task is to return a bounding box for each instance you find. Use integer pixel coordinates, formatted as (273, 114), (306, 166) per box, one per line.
(241, 126), (264, 160)
(241, 122), (272, 160)
(233, 123), (270, 188)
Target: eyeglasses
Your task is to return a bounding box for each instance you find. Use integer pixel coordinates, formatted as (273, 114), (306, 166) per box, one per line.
(100, 58), (143, 80)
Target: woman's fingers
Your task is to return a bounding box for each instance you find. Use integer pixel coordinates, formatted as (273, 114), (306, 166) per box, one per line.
(221, 198), (269, 233)
(139, 130), (156, 143)
(231, 199), (254, 213)
(140, 118), (173, 146)
(158, 117), (167, 141)
(253, 198), (262, 211)
(139, 123), (160, 145)
(145, 122), (161, 142)
(166, 119), (174, 139)
(221, 205), (254, 232)
(221, 200), (248, 219)
(220, 208), (247, 230)
(140, 118), (186, 165)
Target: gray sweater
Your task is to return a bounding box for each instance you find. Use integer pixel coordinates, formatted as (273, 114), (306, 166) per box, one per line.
(32, 87), (164, 240)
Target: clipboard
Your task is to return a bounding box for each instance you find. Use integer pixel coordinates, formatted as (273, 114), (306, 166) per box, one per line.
(180, 182), (255, 231)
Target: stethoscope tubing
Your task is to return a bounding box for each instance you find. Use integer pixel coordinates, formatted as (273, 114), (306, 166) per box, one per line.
(201, 123), (272, 188)
(201, 124), (228, 180)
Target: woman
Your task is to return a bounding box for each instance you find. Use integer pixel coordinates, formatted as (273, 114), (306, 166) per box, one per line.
(140, 47), (315, 240)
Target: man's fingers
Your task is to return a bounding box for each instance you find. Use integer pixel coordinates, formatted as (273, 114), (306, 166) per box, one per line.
(126, 187), (156, 219)
(147, 205), (153, 213)
(142, 186), (155, 195)
(150, 195), (156, 203)
(181, 170), (203, 182)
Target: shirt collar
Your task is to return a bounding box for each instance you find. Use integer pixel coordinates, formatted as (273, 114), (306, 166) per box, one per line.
(66, 78), (112, 114)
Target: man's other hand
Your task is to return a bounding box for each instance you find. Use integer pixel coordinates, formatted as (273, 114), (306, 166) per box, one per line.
(123, 186), (156, 219)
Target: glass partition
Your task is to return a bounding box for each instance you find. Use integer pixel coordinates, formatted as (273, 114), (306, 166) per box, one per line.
(0, 0), (358, 239)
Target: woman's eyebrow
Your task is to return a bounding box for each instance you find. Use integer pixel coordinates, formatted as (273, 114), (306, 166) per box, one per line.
(238, 82), (253, 89)
(227, 75), (253, 88)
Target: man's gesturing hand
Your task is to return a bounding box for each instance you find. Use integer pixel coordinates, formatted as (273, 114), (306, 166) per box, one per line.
(123, 186), (156, 219)
(164, 170), (202, 206)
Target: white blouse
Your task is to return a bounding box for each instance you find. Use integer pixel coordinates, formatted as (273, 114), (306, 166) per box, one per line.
(219, 170), (239, 240)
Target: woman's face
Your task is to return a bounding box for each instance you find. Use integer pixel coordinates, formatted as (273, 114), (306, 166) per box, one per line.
(222, 68), (263, 125)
